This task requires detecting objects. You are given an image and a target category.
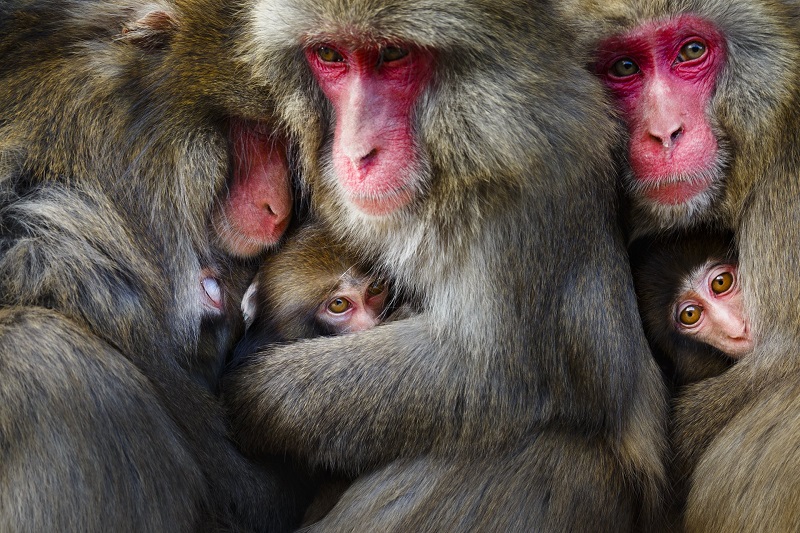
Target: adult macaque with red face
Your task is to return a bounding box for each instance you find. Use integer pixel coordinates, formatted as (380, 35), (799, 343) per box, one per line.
(0, 0), (308, 530)
(224, 1), (668, 530)
(595, 15), (728, 231)
(630, 230), (750, 387)
(564, 0), (800, 530)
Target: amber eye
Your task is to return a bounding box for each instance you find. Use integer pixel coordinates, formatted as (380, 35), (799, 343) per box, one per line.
(678, 304), (702, 326)
(367, 279), (386, 296)
(677, 40), (706, 62)
(317, 46), (344, 63)
(381, 46), (409, 63)
(327, 297), (351, 314)
(610, 57), (639, 78)
(711, 271), (734, 294)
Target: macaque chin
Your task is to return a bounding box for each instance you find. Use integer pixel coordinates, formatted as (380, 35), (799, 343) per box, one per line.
(672, 261), (752, 359)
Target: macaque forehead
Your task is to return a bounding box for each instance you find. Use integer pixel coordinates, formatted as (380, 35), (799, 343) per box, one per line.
(596, 14), (725, 64)
(677, 259), (732, 298)
(248, 0), (482, 52)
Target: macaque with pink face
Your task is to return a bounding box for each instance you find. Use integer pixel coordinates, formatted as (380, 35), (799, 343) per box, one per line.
(631, 230), (752, 386)
(241, 223), (392, 342)
(672, 258), (751, 359)
(592, 14), (729, 236)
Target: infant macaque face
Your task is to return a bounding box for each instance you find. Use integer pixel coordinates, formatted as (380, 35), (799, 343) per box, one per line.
(319, 277), (389, 334)
(673, 262), (753, 359)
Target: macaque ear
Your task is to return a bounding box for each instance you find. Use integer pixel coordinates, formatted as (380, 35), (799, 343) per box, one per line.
(120, 10), (179, 50)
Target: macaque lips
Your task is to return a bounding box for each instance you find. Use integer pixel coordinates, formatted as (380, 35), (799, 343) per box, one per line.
(305, 42), (434, 216)
(595, 15), (726, 208)
(638, 174), (715, 205)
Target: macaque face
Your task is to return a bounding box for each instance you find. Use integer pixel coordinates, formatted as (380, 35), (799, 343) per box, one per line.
(304, 43), (434, 216)
(594, 16), (727, 222)
(318, 277), (389, 334)
(212, 120), (292, 258)
(673, 262), (752, 358)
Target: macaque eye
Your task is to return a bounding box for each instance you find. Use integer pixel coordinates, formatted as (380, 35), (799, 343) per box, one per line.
(677, 40), (706, 62)
(201, 277), (222, 309)
(610, 57), (639, 78)
(367, 279), (386, 296)
(327, 297), (352, 314)
(677, 304), (702, 326)
(317, 46), (345, 63)
(711, 271), (734, 294)
(381, 46), (409, 63)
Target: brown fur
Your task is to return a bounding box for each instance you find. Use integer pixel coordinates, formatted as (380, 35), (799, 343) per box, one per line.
(0, 0), (308, 530)
(246, 222), (383, 341)
(224, 1), (668, 530)
(565, 0), (800, 530)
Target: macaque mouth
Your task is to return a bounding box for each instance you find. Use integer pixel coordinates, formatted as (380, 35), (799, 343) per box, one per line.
(346, 184), (417, 216)
(631, 168), (717, 206)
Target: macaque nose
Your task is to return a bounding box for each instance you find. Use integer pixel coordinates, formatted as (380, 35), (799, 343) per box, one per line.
(349, 148), (378, 173)
(260, 194), (292, 233)
(649, 123), (684, 148)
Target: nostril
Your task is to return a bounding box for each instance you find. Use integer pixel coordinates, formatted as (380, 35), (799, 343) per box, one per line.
(361, 148), (378, 162)
(670, 126), (683, 143)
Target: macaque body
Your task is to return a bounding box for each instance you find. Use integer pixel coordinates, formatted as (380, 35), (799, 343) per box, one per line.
(0, 0), (308, 530)
(563, 0), (800, 530)
(224, 1), (667, 531)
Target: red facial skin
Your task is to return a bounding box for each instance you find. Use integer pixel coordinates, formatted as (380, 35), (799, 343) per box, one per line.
(674, 262), (753, 359)
(595, 16), (726, 206)
(318, 278), (389, 334)
(305, 43), (434, 216)
(214, 120), (293, 257)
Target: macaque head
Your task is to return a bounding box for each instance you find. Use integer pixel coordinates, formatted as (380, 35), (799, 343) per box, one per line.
(210, 120), (293, 258)
(302, 42), (435, 217)
(631, 229), (751, 384)
(672, 260), (752, 359)
(122, 5), (294, 258)
(241, 223), (391, 341)
(314, 275), (389, 335)
(593, 15), (728, 230)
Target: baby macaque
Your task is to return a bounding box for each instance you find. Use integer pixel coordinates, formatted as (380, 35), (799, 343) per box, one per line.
(241, 222), (393, 341)
(238, 221), (403, 525)
(630, 230), (753, 386)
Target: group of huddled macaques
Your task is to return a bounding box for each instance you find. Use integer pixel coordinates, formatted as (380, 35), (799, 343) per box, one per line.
(0, 0), (798, 531)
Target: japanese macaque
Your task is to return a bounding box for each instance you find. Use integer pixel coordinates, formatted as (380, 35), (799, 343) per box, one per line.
(223, 1), (667, 531)
(562, 0), (800, 530)
(242, 223), (392, 341)
(0, 1), (308, 530)
(630, 230), (751, 386)
(239, 222), (404, 525)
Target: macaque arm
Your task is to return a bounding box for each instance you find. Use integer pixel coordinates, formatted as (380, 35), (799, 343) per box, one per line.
(226, 313), (469, 473)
